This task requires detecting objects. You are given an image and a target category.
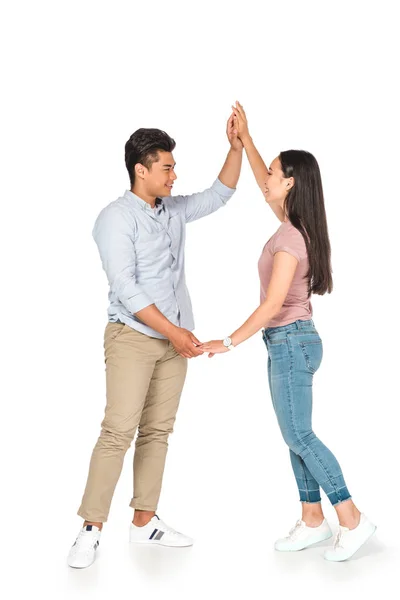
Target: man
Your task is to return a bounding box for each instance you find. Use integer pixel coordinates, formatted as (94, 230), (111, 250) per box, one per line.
(68, 113), (243, 568)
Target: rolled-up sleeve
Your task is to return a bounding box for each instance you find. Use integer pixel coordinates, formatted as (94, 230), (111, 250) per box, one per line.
(92, 206), (154, 314)
(168, 178), (235, 223)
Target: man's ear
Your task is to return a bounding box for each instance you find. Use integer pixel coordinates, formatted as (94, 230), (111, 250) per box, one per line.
(135, 163), (146, 179)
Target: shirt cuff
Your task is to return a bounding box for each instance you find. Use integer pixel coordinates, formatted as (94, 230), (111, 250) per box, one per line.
(212, 178), (236, 199)
(123, 291), (154, 315)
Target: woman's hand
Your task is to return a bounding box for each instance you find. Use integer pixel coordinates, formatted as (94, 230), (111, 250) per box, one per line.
(226, 112), (243, 151)
(198, 339), (229, 358)
(231, 101), (251, 145)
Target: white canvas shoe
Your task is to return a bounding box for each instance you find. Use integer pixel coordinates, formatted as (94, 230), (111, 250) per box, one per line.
(275, 518), (333, 552)
(129, 515), (193, 547)
(324, 513), (376, 561)
(67, 525), (101, 568)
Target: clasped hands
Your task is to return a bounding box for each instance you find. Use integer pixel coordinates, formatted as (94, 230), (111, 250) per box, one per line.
(169, 327), (228, 359)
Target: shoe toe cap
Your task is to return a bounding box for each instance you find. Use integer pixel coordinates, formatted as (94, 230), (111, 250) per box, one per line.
(172, 534), (193, 546)
(67, 550), (95, 568)
(324, 549), (345, 562)
(274, 538), (294, 551)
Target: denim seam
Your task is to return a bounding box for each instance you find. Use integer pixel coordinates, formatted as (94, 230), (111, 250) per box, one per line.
(294, 476), (319, 491)
(287, 335), (342, 503)
(268, 355), (276, 412)
(332, 496), (352, 507)
(286, 335), (314, 500)
(299, 461), (310, 502)
(296, 442), (342, 503)
(326, 485), (348, 493)
(300, 344), (316, 374)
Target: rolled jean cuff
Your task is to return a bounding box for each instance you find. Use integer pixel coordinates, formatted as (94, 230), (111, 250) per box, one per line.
(298, 488), (321, 503)
(331, 492), (352, 507)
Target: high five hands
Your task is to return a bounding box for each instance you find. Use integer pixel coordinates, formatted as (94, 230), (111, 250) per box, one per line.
(226, 107), (243, 151)
(231, 101), (251, 145)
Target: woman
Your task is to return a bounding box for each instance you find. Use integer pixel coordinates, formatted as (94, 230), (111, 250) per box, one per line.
(199, 102), (376, 562)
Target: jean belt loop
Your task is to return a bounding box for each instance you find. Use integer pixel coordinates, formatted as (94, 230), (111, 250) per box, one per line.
(295, 320), (300, 330)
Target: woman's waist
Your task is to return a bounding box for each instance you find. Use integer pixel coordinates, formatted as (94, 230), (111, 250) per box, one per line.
(262, 318), (318, 342)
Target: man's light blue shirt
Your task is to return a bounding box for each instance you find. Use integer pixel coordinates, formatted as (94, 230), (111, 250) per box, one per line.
(93, 179), (235, 339)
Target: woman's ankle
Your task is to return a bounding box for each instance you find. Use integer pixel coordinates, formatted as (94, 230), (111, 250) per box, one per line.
(334, 500), (361, 529)
(338, 509), (361, 530)
(301, 503), (325, 527)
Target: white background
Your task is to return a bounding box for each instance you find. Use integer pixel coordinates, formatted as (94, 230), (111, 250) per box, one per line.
(1, 1), (399, 598)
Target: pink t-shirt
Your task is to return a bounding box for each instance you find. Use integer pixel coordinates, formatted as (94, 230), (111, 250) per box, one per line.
(258, 220), (313, 327)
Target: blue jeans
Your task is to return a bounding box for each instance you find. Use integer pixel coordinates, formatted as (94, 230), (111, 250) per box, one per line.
(262, 319), (351, 506)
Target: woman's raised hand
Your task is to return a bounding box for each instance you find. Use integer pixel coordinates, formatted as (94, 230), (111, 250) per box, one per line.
(231, 101), (251, 145)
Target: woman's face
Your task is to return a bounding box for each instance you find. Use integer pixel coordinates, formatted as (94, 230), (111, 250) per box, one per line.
(264, 157), (293, 205)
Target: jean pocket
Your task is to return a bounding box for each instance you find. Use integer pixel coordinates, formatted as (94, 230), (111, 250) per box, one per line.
(299, 339), (323, 374)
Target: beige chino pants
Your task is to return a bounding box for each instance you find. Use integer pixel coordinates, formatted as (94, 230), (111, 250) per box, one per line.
(77, 322), (188, 523)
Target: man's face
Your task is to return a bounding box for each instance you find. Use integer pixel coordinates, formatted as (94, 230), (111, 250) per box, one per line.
(142, 151), (177, 197)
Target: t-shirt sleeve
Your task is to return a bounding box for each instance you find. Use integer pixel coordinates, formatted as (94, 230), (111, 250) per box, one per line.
(272, 225), (306, 262)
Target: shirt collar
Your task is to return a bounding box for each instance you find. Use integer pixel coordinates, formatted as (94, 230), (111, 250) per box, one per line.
(124, 190), (164, 213)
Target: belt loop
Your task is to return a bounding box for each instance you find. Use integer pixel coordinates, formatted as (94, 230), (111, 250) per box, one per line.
(295, 320), (300, 330)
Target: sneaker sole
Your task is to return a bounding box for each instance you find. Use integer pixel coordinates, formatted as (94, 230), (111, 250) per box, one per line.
(68, 562), (95, 569)
(129, 538), (193, 547)
(324, 524), (377, 562)
(275, 530), (333, 552)
(67, 554), (97, 569)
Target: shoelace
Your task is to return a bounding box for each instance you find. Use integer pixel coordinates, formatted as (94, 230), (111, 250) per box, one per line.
(157, 520), (182, 537)
(333, 529), (344, 549)
(288, 520), (304, 540)
(74, 530), (99, 553)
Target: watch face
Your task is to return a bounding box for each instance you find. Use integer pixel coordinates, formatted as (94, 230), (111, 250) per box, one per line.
(223, 337), (232, 347)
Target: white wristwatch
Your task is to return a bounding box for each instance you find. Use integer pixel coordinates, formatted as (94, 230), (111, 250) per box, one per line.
(223, 336), (235, 351)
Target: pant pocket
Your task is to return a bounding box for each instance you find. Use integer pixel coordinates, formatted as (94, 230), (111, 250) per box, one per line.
(299, 339), (323, 374)
(104, 322), (126, 344)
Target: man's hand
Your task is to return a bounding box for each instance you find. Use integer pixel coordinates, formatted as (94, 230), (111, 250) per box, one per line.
(169, 327), (204, 358)
(198, 339), (229, 358)
(226, 112), (243, 151)
(231, 101), (251, 145)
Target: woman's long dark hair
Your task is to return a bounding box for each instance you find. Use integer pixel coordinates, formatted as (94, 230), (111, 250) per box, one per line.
(279, 150), (333, 296)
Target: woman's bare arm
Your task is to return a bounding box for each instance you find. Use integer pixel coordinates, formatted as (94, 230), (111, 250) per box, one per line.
(199, 251), (298, 355)
(232, 101), (285, 223)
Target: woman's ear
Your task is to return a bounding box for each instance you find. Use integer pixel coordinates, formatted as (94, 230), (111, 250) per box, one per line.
(286, 177), (295, 191)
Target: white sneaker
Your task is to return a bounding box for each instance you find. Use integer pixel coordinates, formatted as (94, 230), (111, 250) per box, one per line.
(275, 518), (333, 552)
(324, 513), (376, 562)
(67, 525), (101, 568)
(129, 515), (193, 547)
